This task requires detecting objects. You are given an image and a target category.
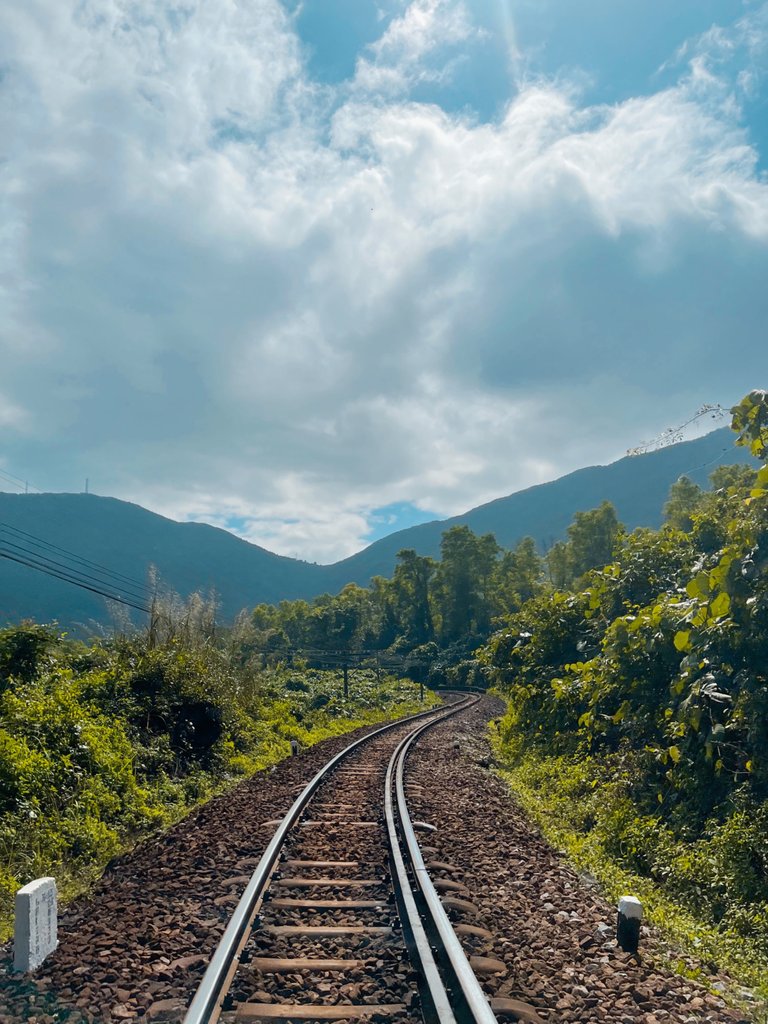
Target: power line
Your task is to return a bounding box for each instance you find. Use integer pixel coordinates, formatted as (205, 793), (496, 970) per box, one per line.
(0, 536), (151, 607)
(0, 547), (150, 614)
(0, 522), (153, 599)
(0, 468), (41, 493)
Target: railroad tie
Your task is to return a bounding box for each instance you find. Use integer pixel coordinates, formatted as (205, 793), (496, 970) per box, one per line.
(262, 926), (393, 937)
(469, 955), (507, 977)
(440, 895), (480, 915)
(489, 997), (546, 1023)
(425, 860), (461, 874)
(263, 820), (379, 828)
(454, 923), (493, 940)
(282, 860), (359, 869)
(431, 878), (469, 894)
(298, 820), (380, 828)
(272, 878), (383, 888)
(250, 957), (366, 973)
(268, 898), (385, 909)
(236, 1004), (407, 1020)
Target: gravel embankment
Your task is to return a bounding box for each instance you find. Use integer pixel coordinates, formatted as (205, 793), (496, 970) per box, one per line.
(407, 696), (753, 1024)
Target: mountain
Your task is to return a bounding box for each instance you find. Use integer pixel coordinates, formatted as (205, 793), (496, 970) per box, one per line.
(0, 428), (754, 631)
(0, 494), (337, 631)
(327, 426), (754, 584)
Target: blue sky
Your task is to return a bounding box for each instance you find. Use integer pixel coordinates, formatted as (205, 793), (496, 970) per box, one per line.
(1, 0), (767, 561)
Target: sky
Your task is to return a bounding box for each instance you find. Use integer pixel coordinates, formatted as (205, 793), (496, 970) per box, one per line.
(1, 0), (767, 563)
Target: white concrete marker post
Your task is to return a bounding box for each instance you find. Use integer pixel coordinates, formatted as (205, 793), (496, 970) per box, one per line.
(616, 895), (643, 953)
(289, 739), (299, 756)
(14, 877), (58, 972)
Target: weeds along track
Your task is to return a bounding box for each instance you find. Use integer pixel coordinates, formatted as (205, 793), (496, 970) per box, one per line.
(183, 695), (498, 1024)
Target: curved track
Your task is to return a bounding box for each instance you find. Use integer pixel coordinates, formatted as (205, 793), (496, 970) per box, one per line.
(184, 696), (497, 1024)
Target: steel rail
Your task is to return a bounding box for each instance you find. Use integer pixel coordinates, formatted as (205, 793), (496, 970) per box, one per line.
(183, 694), (473, 1024)
(384, 718), (465, 1024)
(389, 706), (500, 1024)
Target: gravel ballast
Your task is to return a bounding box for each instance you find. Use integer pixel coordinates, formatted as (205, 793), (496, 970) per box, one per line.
(406, 696), (753, 1024)
(0, 696), (756, 1024)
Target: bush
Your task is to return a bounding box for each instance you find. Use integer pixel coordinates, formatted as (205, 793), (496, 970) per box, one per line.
(0, 630), (433, 939)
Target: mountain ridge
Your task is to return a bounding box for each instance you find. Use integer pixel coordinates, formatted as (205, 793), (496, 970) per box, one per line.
(0, 428), (753, 631)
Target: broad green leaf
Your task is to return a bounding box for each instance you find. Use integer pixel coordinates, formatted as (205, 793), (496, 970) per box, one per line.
(686, 573), (710, 600)
(674, 630), (691, 652)
(668, 745), (681, 764)
(709, 592), (731, 619)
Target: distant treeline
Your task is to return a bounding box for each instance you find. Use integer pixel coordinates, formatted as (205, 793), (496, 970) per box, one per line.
(238, 466), (753, 690)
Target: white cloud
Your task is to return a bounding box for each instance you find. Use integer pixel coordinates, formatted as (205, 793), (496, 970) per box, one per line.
(1, 2), (767, 563)
(353, 0), (478, 95)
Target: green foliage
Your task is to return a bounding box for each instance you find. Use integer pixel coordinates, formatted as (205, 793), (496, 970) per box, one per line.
(664, 476), (704, 531)
(0, 623), (63, 686)
(484, 401), (768, 997)
(492, 536), (543, 616)
(432, 526), (499, 643)
(0, 623), (433, 939)
(567, 500), (623, 581)
(731, 389), (768, 460)
(391, 550), (435, 644)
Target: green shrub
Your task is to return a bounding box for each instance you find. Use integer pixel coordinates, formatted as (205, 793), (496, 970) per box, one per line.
(0, 630), (433, 940)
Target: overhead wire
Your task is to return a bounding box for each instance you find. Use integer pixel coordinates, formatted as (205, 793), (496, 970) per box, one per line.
(0, 522), (153, 599)
(0, 467), (41, 493)
(0, 548), (151, 613)
(0, 535), (151, 608)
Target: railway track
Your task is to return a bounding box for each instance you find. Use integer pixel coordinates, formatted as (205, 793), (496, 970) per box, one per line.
(183, 695), (499, 1024)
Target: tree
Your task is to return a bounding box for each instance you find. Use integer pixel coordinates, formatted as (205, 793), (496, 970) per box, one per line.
(664, 476), (704, 531)
(368, 575), (399, 649)
(546, 541), (571, 589)
(309, 585), (367, 657)
(493, 536), (543, 615)
(709, 464), (757, 493)
(567, 501), (622, 580)
(432, 526), (499, 643)
(391, 549), (435, 645)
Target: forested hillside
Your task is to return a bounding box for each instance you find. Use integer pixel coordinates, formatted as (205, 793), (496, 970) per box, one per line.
(0, 428), (753, 631)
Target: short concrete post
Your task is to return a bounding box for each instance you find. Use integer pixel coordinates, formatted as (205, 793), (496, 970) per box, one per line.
(289, 739), (299, 756)
(14, 877), (58, 972)
(616, 895), (642, 953)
